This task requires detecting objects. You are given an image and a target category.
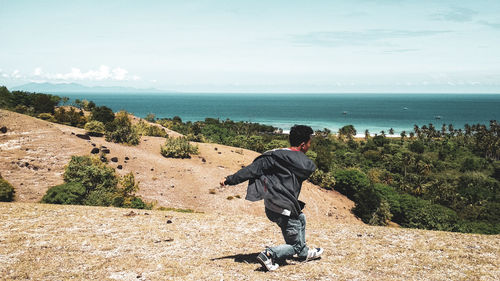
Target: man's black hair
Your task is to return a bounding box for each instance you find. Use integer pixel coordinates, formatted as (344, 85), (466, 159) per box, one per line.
(289, 125), (313, 147)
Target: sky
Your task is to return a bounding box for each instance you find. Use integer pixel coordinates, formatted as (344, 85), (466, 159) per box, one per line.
(1, 0), (500, 93)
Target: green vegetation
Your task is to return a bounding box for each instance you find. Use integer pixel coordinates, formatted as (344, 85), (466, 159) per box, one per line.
(0, 86), (60, 115)
(41, 182), (86, 205)
(90, 105), (115, 124)
(0, 174), (15, 202)
(307, 123), (500, 234)
(84, 120), (105, 136)
(156, 116), (284, 153)
(104, 111), (140, 145)
(42, 155), (151, 209)
(160, 137), (199, 159)
(133, 120), (168, 137)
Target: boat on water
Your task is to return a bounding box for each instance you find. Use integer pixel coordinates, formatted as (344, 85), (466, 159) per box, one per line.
(342, 111), (348, 115)
(435, 115), (442, 120)
(403, 107), (408, 110)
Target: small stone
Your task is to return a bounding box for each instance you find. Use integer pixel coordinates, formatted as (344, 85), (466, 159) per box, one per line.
(117, 165), (123, 169)
(125, 156), (130, 160)
(111, 157), (118, 162)
(218, 152), (221, 154)
(101, 148), (110, 154)
(91, 148), (100, 154)
(0, 126), (7, 133)
(151, 168), (154, 171)
(167, 220), (173, 224)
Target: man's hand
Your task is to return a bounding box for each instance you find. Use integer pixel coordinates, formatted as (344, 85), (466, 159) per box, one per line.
(220, 177), (227, 187)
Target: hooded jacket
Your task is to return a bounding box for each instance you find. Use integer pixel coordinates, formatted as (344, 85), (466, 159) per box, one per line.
(224, 148), (316, 218)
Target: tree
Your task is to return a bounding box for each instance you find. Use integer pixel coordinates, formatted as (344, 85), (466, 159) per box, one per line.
(338, 125), (356, 140)
(91, 106), (115, 124)
(400, 131), (407, 143)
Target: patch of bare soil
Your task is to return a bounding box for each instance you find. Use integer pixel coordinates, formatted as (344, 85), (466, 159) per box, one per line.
(0, 203), (498, 280)
(0, 109), (358, 224)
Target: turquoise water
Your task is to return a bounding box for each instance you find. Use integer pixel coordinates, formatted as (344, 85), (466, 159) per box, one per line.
(62, 93), (500, 135)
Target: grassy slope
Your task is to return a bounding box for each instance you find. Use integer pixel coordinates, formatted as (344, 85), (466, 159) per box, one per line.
(1, 202), (498, 281)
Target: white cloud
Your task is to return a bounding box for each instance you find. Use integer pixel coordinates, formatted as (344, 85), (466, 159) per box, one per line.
(31, 65), (140, 82)
(12, 70), (21, 78)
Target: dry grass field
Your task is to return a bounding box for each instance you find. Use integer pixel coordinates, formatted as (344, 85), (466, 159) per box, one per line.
(1, 202), (499, 281)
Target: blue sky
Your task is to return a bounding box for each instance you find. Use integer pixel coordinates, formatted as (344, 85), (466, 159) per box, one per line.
(1, 0), (500, 93)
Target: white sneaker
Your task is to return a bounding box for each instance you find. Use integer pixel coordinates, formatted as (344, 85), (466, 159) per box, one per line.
(306, 247), (324, 261)
(257, 251), (279, 271)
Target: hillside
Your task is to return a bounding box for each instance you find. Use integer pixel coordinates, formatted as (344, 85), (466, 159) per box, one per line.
(1, 202), (498, 280)
(0, 109), (358, 223)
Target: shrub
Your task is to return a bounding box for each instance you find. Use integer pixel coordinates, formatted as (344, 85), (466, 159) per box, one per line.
(90, 106), (115, 124)
(41, 182), (86, 205)
(369, 199), (393, 226)
(0, 176), (15, 202)
(105, 111), (140, 145)
(333, 168), (370, 199)
(54, 107), (87, 127)
(43, 155), (150, 209)
(133, 120), (167, 137)
(84, 120), (105, 136)
(160, 137), (199, 159)
(353, 185), (382, 224)
(37, 113), (55, 121)
(385, 192), (460, 231)
(308, 169), (336, 190)
(64, 155), (118, 194)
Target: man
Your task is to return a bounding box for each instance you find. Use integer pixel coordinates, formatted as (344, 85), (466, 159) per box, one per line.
(220, 125), (323, 271)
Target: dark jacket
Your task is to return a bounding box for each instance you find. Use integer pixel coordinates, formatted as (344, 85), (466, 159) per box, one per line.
(224, 148), (316, 218)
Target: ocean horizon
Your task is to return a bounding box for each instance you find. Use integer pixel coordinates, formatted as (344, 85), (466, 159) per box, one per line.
(59, 92), (500, 135)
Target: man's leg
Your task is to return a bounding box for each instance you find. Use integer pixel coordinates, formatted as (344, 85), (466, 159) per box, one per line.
(265, 209), (308, 261)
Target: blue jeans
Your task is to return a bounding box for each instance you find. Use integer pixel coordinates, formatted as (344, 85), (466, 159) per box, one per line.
(265, 208), (309, 261)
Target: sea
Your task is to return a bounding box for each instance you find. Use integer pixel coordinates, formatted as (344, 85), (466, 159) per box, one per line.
(61, 93), (500, 136)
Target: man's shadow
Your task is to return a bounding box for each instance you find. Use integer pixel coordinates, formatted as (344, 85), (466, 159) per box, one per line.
(211, 252), (297, 271)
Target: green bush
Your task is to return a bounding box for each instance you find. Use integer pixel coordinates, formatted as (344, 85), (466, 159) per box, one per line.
(333, 168), (370, 199)
(41, 182), (86, 205)
(308, 169), (336, 190)
(391, 193), (460, 231)
(53, 107), (87, 127)
(64, 155), (118, 194)
(84, 120), (105, 136)
(0, 176), (15, 202)
(160, 137), (199, 159)
(353, 185), (382, 224)
(38, 112), (55, 121)
(105, 111), (140, 145)
(42, 155), (150, 209)
(90, 106), (115, 124)
(133, 120), (167, 137)
(369, 199), (393, 226)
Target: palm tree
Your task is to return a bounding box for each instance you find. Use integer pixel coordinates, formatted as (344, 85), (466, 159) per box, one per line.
(400, 130), (407, 143)
(441, 124), (447, 137)
(448, 124), (455, 137)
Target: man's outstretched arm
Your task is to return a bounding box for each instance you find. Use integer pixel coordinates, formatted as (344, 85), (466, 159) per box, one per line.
(220, 155), (274, 187)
